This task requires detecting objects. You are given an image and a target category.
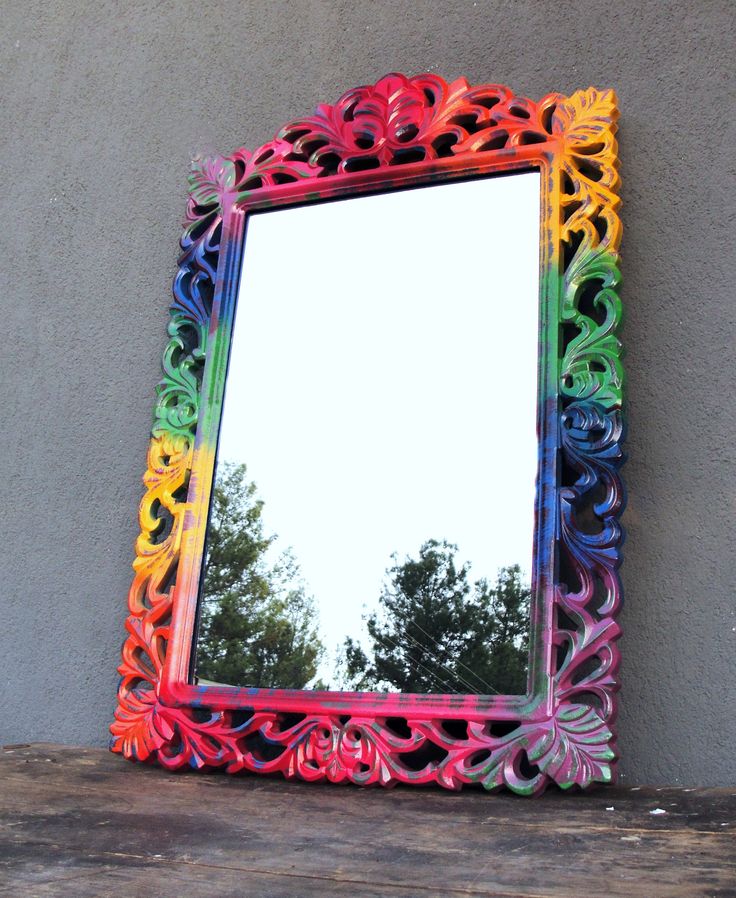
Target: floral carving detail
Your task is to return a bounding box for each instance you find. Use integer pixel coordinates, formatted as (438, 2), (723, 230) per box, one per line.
(454, 703), (615, 794)
(111, 74), (623, 793)
(526, 703), (615, 787)
(188, 155), (236, 208)
(280, 74), (547, 170)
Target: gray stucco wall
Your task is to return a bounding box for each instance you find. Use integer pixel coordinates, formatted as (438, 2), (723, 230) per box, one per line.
(1, 1), (734, 785)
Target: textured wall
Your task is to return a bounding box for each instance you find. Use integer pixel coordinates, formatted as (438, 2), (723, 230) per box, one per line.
(1, 0), (734, 785)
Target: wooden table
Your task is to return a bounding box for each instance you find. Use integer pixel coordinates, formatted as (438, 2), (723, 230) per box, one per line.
(1, 744), (734, 897)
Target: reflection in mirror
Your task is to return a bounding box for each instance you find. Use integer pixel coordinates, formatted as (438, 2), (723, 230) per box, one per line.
(193, 171), (540, 696)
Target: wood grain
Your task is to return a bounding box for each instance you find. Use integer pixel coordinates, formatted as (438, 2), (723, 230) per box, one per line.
(1, 745), (734, 897)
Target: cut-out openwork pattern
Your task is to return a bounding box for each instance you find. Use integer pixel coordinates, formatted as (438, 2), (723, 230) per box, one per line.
(111, 74), (623, 794)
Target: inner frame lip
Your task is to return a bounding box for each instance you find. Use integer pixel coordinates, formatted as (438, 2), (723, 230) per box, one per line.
(164, 148), (557, 721)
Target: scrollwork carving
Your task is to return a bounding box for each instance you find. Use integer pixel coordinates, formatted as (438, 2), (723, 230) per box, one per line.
(111, 74), (623, 793)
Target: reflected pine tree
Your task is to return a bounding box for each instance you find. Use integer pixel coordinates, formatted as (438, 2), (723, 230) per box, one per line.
(339, 540), (530, 695)
(195, 462), (324, 688)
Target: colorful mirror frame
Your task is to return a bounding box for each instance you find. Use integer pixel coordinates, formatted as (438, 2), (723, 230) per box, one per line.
(111, 73), (624, 795)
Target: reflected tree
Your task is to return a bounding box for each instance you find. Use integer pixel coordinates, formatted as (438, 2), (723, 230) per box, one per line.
(195, 462), (324, 688)
(339, 540), (529, 695)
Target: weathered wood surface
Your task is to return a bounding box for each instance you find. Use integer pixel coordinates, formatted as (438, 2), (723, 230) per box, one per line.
(0, 744), (734, 897)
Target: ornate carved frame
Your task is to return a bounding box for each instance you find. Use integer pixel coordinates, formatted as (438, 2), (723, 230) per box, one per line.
(111, 73), (623, 794)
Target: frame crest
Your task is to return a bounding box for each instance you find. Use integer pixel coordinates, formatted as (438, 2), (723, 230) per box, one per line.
(111, 73), (623, 794)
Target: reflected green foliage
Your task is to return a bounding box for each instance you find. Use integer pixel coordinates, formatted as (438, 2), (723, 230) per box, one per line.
(339, 540), (529, 695)
(196, 462), (324, 688)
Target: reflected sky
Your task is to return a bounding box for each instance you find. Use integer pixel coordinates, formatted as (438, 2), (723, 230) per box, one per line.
(206, 171), (540, 688)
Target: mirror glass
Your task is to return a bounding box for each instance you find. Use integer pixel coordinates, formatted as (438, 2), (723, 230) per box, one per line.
(193, 171), (541, 696)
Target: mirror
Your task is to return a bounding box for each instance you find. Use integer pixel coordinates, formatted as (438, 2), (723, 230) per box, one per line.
(113, 74), (623, 792)
(194, 171), (541, 695)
